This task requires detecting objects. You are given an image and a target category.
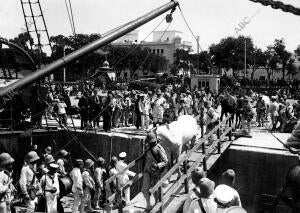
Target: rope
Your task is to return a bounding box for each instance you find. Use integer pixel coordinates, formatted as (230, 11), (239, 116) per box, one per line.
(249, 0), (300, 16)
(64, 0), (75, 35)
(178, 5), (203, 52)
(68, 0), (76, 34)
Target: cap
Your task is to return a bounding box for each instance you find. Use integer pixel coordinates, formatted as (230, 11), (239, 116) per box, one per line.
(198, 178), (215, 198)
(222, 169), (236, 186)
(119, 152), (127, 159)
(191, 167), (206, 185)
(49, 163), (59, 169)
(145, 133), (157, 144)
(75, 159), (83, 167)
(214, 184), (235, 205)
(44, 146), (52, 154)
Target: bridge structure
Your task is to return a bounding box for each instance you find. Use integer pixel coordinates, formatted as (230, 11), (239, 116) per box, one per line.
(105, 116), (234, 213)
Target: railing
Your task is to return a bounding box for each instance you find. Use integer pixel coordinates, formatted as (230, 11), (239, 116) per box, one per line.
(104, 115), (233, 213)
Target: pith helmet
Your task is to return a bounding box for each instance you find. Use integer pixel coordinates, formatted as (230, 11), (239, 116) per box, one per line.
(25, 151), (40, 163)
(45, 155), (55, 165)
(58, 149), (69, 157)
(0, 153), (15, 166)
(84, 159), (94, 168)
(145, 133), (157, 144)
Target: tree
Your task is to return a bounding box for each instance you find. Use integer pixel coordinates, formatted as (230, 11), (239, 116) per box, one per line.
(209, 36), (254, 78)
(249, 47), (266, 79)
(262, 46), (279, 81)
(272, 39), (291, 80)
(286, 58), (298, 79)
(190, 51), (212, 74)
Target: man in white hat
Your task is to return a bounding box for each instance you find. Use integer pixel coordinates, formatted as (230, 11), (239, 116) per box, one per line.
(152, 89), (166, 127)
(116, 152), (136, 205)
(40, 163), (60, 213)
(214, 184), (240, 213)
(69, 159), (84, 213)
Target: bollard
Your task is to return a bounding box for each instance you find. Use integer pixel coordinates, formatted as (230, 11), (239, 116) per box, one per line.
(159, 186), (163, 213)
(202, 143), (207, 171)
(183, 159), (189, 193)
(229, 118), (232, 141)
(217, 127), (221, 154)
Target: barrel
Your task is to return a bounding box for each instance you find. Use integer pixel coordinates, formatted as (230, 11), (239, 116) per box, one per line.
(58, 175), (73, 198)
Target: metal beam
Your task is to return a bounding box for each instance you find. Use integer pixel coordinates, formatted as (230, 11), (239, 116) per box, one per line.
(0, 0), (178, 97)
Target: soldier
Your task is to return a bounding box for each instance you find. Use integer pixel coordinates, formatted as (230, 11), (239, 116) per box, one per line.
(152, 89), (166, 127)
(204, 101), (219, 145)
(0, 153), (15, 213)
(93, 157), (107, 209)
(19, 151), (40, 212)
(269, 96), (279, 132)
(40, 163), (60, 213)
(241, 98), (254, 135)
(107, 156), (118, 198)
(142, 133), (168, 210)
(183, 167), (206, 213)
(70, 159), (84, 213)
(56, 149), (70, 176)
(256, 95), (266, 127)
(82, 159), (95, 211)
(116, 152), (136, 206)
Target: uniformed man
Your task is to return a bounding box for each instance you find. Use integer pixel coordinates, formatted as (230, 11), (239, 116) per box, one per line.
(142, 133), (168, 210)
(19, 151), (40, 212)
(70, 159), (84, 213)
(116, 152), (136, 206)
(204, 101), (219, 145)
(56, 149), (70, 176)
(152, 89), (166, 127)
(93, 157), (107, 209)
(0, 153), (15, 213)
(256, 95), (266, 127)
(82, 159), (95, 211)
(40, 163), (60, 213)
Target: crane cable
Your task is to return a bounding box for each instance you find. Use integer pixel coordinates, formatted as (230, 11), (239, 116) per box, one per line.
(64, 0), (75, 35)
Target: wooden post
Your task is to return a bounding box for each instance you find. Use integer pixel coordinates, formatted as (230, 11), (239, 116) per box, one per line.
(159, 186), (163, 213)
(184, 159), (189, 193)
(217, 127), (221, 154)
(105, 184), (112, 213)
(116, 178), (123, 213)
(229, 118), (232, 141)
(202, 143), (207, 171)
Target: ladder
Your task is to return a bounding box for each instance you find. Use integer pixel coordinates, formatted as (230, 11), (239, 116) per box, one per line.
(20, 0), (53, 67)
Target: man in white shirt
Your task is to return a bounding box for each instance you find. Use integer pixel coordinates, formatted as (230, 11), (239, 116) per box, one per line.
(69, 159), (84, 213)
(93, 157), (106, 209)
(19, 151), (40, 213)
(116, 152), (136, 206)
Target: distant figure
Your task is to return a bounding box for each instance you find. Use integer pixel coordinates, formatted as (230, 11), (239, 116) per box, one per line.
(256, 95), (266, 127)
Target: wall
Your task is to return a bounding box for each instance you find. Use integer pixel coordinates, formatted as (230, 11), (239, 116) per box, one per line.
(209, 146), (298, 213)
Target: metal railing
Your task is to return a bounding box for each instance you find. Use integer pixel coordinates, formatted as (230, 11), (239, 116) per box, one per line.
(104, 115), (233, 213)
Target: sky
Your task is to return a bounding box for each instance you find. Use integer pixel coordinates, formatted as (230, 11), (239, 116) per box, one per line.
(0, 0), (300, 53)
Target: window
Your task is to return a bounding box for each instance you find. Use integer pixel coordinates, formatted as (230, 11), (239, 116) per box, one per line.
(198, 81), (202, 88)
(152, 49), (155, 53)
(206, 81), (209, 88)
(161, 49), (164, 54)
(157, 49), (160, 54)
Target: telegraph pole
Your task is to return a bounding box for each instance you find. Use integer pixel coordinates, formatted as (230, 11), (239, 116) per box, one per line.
(196, 36), (200, 74)
(244, 39), (247, 78)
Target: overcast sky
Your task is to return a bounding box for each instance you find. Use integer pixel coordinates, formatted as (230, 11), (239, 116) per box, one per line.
(1, 0), (300, 53)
